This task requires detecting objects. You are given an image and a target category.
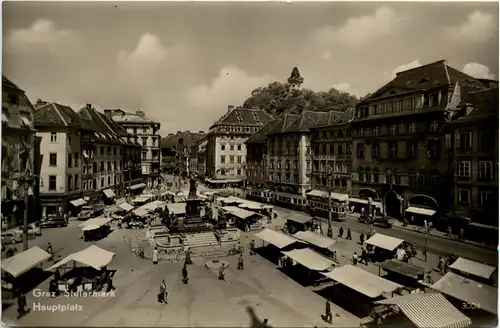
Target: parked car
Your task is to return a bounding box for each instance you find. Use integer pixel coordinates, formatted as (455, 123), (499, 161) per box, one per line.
(1, 232), (23, 244)
(13, 223), (42, 236)
(40, 217), (68, 228)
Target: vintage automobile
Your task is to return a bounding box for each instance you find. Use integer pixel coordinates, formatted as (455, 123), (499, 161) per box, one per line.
(78, 204), (105, 221)
(40, 216), (68, 228)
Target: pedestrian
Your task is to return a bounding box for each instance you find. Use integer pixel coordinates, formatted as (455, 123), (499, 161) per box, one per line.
(459, 228), (465, 241)
(446, 226), (452, 237)
(237, 254), (244, 270)
(185, 248), (193, 264)
(249, 239), (256, 255)
(106, 273), (115, 292)
(324, 298), (333, 323)
(338, 226), (344, 238)
(54, 268), (61, 281)
(352, 252), (358, 266)
(359, 233), (364, 244)
(346, 228), (352, 240)
(46, 242), (53, 260)
(438, 256), (445, 273)
(424, 219), (428, 232)
(158, 280), (167, 303)
(153, 247), (159, 265)
(262, 318), (269, 327)
(361, 248), (368, 265)
(49, 279), (57, 297)
(218, 263), (226, 280)
(17, 292), (27, 318)
(182, 264), (189, 284)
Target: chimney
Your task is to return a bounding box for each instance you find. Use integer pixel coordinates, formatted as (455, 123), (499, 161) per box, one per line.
(86, 104), (91, 110)
(228, 105), (235, 112)
(199, 131), (204, 134)
(104, 109), (113, 117)
(36, 99), (47, 107)
(136, 110), (145, 117)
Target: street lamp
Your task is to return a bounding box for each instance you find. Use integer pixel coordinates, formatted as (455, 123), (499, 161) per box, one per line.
(18, 171), (35, 251)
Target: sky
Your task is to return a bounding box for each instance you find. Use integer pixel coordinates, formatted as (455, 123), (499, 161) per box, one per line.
(3, 1), (499, 135)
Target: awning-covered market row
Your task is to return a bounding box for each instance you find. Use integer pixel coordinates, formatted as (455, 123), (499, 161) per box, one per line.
(285, 212), (312, 224)
(378, 259), (428, 279)
(254, 228), (300, 249)
(448, 257), (496, 280)
(365, 233), (404, 252)
(282, 248), (335, 271)
(47, 245), (115, 271)
(293, 230), (336, 249)
(2, 246), (51, 278)
(132, 200), (167, 217)
(221, 206), (261, 220)
(375, 293), (472, 328)
(79, 217), (113, 231)
(322, 264), (402, 299)
(119, 202), (134, 212)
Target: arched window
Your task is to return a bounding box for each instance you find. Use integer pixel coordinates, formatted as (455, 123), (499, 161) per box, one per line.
(373, 167), (380, 183)
(365, 167), (372, 183)
(357, 144), (365, 159)
(358, 167), (365, 182)
(393, 169), (401, 185)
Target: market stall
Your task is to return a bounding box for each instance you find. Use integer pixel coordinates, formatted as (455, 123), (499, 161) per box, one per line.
(221, 206), (263, 231)
(448, 257), (497, 285)
(377, 259), (429, 288)
(292, 230), (337, 260)
(282, 248), (335, 271)
(365, 233), (405, 262)
(374, 293), (472, 328)
(79, 217), (113, 241)
(46, 245), (115, 294)
(254, 228), (301, 249)
(166, 203), (186, 217)
(285, 212), (313, 234)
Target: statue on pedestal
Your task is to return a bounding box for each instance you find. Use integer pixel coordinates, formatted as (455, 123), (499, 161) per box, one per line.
(188, 176), (197, 199)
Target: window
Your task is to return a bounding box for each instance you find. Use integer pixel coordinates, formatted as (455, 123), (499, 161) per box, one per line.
(427, 141), (440, 159)
(359, 128), (365, 137)
(101, 177), (104, 188)
(50, 133), (57, 143)
(67, 175), (73, 191)
(100, 162), (105, 172)
(142, 152), (147, 160)
(74, 153), (79, 167)
(49, 153), (57, 166)
(74, 174), (79, 190)
(108, 176), (111, 185)
(67, 153), (72, 168)
(458, 188), (470, 205)
(407, 141), (417, 158)
(408, 171), (418, 185)
(479, 161), (493, 180)
(114, 148), (117, 156)
(479, 131), (495, 153)
(230, 145), (234, 151)
(220, 155), (225, 164)
(372, 143), (380, 158)
(458, 161), (471, 177)
(113, 161), (117, 170)
(372, 126), (380, 136)
(237, 169), (242, 176)
(430, 120), (439, 132)
(48, 176), (57, 191)
(408, 123), (417, 133)
(458, 132), (472, 149)
(142, 138), (147, 146)
(221, 144), (225, 151)
(90, 180), (94, 189)
(83, 166), (87, 174)
(107, 162), (111, 171)
(389, 143), (397, 158)
(93, 163), (97, 173)
(480, 191), (493, 207)
(338, 143), (343, 154)
(357, 144), (365, 159)
(230, 155), (234, 164)
(237, 155), (242, 164)
(100, 147), (104, 156)
(277, 160), (282, 169)
(237, 145), (241, 151)
(358, 168), (365, 182)
(347, 144), (352, 155)
(390, 125), (397, 135)
(83, 181), (87, 190)
(221, 169), (226, 176)
(143, 128), (147, 134)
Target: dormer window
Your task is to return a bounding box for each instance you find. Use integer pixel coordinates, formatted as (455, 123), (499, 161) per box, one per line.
(418, 78), (430, 84)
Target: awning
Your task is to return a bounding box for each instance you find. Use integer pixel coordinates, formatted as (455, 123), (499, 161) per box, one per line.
(128, 183), (146, 190)
(132, 197), (149, 203)
(79, 217), (113, 228)
(221, 206), (258, 220)
(133, 208), (149, 217)
(378, 260), (428, 279)
(282, 248), (334, 271)
(349, 198), (383, 209)
(293, 231), (336, 249)
(238, 200), (264, 210)
(21, 116), (31, 127)
(306, 190), (349, 202)
(322, 264), (402, 298)
(70, 198), (87, 207)
(254, 228), (300, 249)
(468, 222), (499, 230)
(47, 245), (115, 271)
(365, 233), (404, 252)
(376, 293), (472, 328)
(406, 206), (436, 216)
(166, 203), (186, 215)
(2, 246), (51, 278)
(161, 190), (175, 197)
(102, 189), (116, 198)
(205, 178), (227, 184)
(221, 196), (245, 204)
(449, 257), (496, 280)
(431, 272), (497, 315)
(119, 202), (134, 212)
(285, 212), (312, 224)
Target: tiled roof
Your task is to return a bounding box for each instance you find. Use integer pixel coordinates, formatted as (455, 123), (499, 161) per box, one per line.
(34, 102), (94, 130)
(2, 76), (23, 92)
(267, 114), (299, 135)
(313, 108), (356, 128)
(210, 107), (274, 128)
(450, 88), (499, 124)
(106, 109), (159, 124)
(284, 110), (330, 133)
(362, 60), (484, 103)
(160, 131), (206, 149)
(246, 119), (279, 144)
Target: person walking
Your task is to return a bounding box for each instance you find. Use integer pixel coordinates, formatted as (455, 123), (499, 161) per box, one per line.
(185, 248), (193, 264)
(359, 233), (364, 244)
(46, 243), (53, 258)
(158, 280), (167, 303)
(17, 292), (27, 318)
(360, 248), (369, 265)
(346, 228), (352, 240)
(338, 226), (344, 238)
(324, 298), (333, 323)
(249, 239), (256, 256)
(424, 219), (428, 232)
(352, 252), (358, 266)
(153, 247), (159, 265)
(106, 272), (115, 292)
(218, 263), (226, 280)
(237, 254), (244, 270)
(182, 264), (189, 284)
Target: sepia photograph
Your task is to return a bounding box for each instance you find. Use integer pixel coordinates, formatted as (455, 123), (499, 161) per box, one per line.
(1, 1), (498, 327)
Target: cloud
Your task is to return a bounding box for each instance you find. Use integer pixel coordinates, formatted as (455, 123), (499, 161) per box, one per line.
(7, 19), (80, 53)
(313, 7), (397, 47)
(462, 63), (495, 79)
(445, 10), (496, 43)
(320, 51), (331, 60)
(117, 33), (168, 71)
(333, 82), (350, 92)
(392, 60), (422, 77)
(186, 66), (273, 125)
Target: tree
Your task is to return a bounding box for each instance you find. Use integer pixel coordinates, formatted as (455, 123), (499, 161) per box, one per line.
(243, 82), (358, 116)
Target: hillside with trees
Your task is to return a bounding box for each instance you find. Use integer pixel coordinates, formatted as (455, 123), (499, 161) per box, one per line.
(243, 81), (359, 116)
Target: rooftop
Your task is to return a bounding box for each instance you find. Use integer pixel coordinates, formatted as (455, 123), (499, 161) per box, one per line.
(2, 76), (24, 93)
(104, 109), (160, 125)
(267, 109), (349, 135)
(34, 101), (94, 130)
(210, 106), (274, 129)
(160, 131), (206, 149)
(449, 87), (499, 124)
(245, 119), (279, 144)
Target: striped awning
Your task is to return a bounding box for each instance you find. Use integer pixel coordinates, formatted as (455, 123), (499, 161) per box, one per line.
(377, 293), (471, 328)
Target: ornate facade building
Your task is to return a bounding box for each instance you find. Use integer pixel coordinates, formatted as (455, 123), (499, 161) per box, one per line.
(205, 105), (273, 187)
(1, 76), (37, 227)
(104, 109), (161, 188)
(351, 60), (486, 220)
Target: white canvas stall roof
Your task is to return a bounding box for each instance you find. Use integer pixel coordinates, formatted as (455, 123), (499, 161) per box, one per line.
(2, 246), (51, 278)
(161, 190), (176, 197)
(143, 200), (166, 211)
(133, 208), (149, 217)
(119, 202), (134, 212)
(47, 245), (115, 271)
(102, 189), (116, 198)
(203, 191), (215, 196)
(431, 272), (498, 315)
(348, 198), (383, 209)
(306, 190), (349, 201)
(293, 231), (336, 249)
(322, 264), (402, 298)
(221, 206), (258, 219)
(142, 194), (155, 199)
(365, 233), (404, 252)
(221, 196), (245, 204)
(238, 200), (264, 210)
(166, 203), (186, 215)
(128, 183), (146, 190)
(282, 248), (334, 271)
(70, 198), (87, 207)
(376, 293), (471, 328)
(254, 228), (300, 249)
(406, 206), (436, 216)
(78, 217), (113, 228)
(132, 197), (149, 203)
(285, 212), (312, 224)
(449, 257), (496, 280)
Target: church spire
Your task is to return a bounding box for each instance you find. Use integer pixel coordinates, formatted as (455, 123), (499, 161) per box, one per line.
(287, 67), (304, 90)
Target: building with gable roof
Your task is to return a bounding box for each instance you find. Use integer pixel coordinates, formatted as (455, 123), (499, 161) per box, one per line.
(104, 109), (161, 188)
(351, 59), (487, 222)
(205, 105), (274, 187)
(2, 76), (38, 227)
(160, 130), (206, 177)
(34, 99), (95, 216)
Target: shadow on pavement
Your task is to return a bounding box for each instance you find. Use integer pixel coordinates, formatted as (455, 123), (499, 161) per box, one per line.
(246, 306), (271, 328)
(315, 284), (374, 319)
(2, 268), (52, 310)
(254, 246), (280, 265)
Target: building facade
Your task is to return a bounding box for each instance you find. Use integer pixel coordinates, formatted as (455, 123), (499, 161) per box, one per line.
(245, 120), (278, 188)
(351, 60), (486, 220)
(104, 109), (161, 188)
(160, 131), (205, 177)
(1, 76), (37, 227)
(206, 105), (273, 186)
